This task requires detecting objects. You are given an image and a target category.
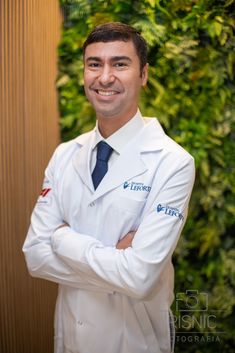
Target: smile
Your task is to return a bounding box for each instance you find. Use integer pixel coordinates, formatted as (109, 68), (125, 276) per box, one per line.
(95, 89), (119, 96)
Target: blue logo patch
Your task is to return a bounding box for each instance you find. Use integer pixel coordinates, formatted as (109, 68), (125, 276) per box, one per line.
(157, 204), (184, 221)
(123, 181), (151, 192)
(124, 181), (130, 189)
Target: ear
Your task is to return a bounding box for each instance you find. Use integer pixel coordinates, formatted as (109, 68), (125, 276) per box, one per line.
(141, 63), (149, 86)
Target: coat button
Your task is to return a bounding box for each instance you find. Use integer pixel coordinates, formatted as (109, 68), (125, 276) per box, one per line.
(77, 320), (83, 326)
(89, 202), (95, 207)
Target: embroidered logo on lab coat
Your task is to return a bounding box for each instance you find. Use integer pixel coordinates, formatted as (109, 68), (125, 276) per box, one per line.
(123, 181), (151, 192)
(157, 204), (184, 221)
(40, 188), (51, 197)
(37, 186), (52, 205)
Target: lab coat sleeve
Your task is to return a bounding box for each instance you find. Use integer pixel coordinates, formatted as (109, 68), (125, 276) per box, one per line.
(51, 155), (195, 299)
(22, 146), (114, 293)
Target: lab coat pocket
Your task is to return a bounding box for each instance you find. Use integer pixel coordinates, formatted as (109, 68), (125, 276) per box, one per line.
(113, 196), (146, 232)
(115, 196), (146, 215)
(134, 302), (162, 353)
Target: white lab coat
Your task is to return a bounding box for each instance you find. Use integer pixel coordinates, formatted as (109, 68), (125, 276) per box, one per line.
(23, 117), (195, 353)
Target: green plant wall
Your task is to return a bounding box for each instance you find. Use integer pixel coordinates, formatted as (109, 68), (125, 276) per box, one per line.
(57, 1), (235, 352)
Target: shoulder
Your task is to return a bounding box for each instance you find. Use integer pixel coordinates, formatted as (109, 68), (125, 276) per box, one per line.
(164, 134), (194, 162)
(142, 117), (194, 163)
(163, 135), (195, 182)
(45, 130), (94, 174)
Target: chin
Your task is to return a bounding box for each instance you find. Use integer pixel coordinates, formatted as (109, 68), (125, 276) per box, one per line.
(97, 112), (118, 119)
(95, 106), (122, 118)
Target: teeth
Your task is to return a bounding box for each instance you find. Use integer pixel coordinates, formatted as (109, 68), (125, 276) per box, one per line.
(97, 90), (116, 96)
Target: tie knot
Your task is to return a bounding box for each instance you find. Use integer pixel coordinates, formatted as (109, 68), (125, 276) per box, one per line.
(96, 141), (113, 162)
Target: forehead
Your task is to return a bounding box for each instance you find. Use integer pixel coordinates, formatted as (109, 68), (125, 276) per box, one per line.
(84, 40), (138, 61)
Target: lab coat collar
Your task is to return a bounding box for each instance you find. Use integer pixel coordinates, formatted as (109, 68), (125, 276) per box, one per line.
(74, 117), (165, 152)
(73, 117), (165, 198)
(92, 109), (145, 154)
(138, 117), (166, 152)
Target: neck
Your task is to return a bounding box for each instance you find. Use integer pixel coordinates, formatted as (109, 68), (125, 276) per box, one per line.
(97, 109), (138, 138)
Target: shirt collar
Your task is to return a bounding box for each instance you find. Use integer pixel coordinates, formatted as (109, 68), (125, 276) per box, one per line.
(92, 109), (145, 154)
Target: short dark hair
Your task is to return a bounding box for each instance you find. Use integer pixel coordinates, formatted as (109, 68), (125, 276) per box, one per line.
(82, 22), (148, 73)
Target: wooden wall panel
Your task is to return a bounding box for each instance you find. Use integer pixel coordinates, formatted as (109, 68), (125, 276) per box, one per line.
(0, 1), (61, 352)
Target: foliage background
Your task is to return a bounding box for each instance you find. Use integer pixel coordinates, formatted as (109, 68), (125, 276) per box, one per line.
(57, 1), (235, 352)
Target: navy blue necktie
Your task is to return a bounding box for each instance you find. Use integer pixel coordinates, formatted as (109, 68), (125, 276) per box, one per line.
(92, 141), (113, 190)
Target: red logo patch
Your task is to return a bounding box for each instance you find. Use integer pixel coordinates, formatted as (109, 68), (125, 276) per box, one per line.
(40, 188), (51, 197)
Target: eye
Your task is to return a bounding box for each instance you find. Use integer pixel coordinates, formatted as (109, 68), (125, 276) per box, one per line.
(114, 62), (128, 68)
(88, 62), (101, 68)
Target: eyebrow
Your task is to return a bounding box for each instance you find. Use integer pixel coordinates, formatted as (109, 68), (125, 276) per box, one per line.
(86, 56), (132, 63)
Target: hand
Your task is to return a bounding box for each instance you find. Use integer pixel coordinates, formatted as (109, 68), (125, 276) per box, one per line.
(116, 231), (136, 250)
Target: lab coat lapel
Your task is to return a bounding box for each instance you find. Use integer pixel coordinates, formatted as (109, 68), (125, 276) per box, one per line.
(91, 147), (147, 201)
(91, 118), (165, 201)
(72, 131), (95, 193)
(72, 118), (165, 198)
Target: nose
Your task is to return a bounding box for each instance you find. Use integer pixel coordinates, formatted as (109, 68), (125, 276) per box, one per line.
(98, 65), (115, 86)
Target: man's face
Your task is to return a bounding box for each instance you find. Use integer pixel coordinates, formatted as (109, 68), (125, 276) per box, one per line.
(83, 40), (148, 122)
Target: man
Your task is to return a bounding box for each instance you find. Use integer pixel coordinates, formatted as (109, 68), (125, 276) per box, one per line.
(23, 22), (195, 353)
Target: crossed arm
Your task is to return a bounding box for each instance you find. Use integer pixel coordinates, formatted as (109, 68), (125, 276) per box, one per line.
(23, 149), (195, 299)
(58, 223), (135, 250)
